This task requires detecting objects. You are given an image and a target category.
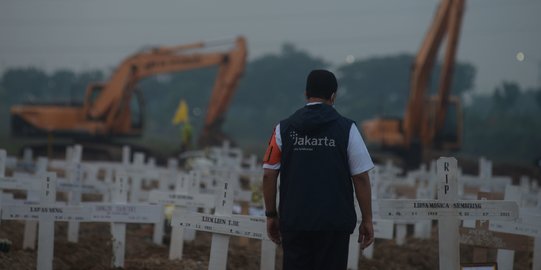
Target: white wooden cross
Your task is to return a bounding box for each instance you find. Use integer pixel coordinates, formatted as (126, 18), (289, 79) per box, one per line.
(378, 157), (519, 270)
(171, 176), (276, 270)
(1, 172), (91, 270)
(38, 145), (86, 243)
(127, 152), (146, 203)
(0, 154), (48, 250)
(148, 170), (169, 246)
(64, 145), (84, 243)
(22, 157), (47, 250)
(91, 173), (163, 268)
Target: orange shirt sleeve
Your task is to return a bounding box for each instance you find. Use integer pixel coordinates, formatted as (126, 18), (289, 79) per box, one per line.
(263, 129), (281, 166)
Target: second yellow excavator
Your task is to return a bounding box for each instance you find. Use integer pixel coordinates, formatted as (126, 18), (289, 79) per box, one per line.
(361, 0), (465, 169)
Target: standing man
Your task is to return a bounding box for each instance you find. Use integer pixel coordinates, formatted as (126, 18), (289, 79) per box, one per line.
(262, 69), (374, 270)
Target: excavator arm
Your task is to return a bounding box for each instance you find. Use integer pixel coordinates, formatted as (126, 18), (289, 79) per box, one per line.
(404, 0), (453, 146)
(431, 0), (465, 142)
(86, 37), (247, 139)
(200, 44), (247, 145)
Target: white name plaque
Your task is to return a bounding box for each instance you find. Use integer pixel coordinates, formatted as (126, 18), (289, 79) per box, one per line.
(172, 211), (268, 240)
(379, 199), (518, 220)
(148, 191), (215, 208)
(2, 205), (90, 222)
(90, 203), (162, 223)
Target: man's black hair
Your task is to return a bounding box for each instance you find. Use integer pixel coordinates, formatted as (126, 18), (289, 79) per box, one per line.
(305, 69), (338, 100)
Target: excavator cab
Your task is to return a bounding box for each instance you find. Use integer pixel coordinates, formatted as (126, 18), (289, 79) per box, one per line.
(361, 96), (462, 152)
(361, 94), (462, 169)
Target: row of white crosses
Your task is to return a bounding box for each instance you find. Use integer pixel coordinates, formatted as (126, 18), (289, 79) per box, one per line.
(3, 148), (200, 268)
(378, 157), (520, 270)
(1, 144), (273, 270)
(1, 148), (142, 266)
(0, 148), (167, 270)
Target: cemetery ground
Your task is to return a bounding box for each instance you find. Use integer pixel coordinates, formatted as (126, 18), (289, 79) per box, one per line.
(0, 219), (534, 269)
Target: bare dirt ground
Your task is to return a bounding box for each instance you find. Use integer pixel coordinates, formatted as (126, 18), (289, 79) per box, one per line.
(0, 220), (534, 270)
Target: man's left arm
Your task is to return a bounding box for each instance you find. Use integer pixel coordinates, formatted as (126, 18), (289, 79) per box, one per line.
(262, 126), (282, 244)
(347, 123), (374, 249)
(352, 172), (374, 249)
(263, 168), (281, 244)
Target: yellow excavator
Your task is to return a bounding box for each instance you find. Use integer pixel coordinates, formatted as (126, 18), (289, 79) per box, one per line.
(10, 36), (247, 160)
(361, 0), (465, 169)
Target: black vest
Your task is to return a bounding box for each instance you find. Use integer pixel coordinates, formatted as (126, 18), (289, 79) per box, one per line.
(279, 104), (356, 232)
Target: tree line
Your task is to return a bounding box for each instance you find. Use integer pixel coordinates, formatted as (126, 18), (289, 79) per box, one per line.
(1, 43), (540, 165)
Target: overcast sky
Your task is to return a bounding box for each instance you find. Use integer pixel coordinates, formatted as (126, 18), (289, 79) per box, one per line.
(1, 0), (540, 94)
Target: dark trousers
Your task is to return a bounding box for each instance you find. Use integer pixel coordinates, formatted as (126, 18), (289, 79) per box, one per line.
(281, 231), (350, 270)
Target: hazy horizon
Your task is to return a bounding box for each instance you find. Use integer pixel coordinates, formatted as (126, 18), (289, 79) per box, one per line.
(1, 0), (540, 94)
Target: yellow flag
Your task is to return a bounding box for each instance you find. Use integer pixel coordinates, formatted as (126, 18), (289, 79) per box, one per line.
(172, 99), (190, 125)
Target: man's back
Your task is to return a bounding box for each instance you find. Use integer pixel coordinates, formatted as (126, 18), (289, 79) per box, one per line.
(278, 103), (356, 232)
